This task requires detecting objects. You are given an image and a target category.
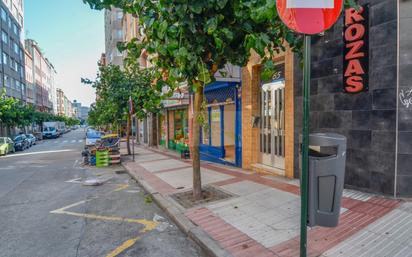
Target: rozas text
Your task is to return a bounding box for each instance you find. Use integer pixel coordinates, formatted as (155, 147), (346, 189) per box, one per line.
(343, 6), (369, 93)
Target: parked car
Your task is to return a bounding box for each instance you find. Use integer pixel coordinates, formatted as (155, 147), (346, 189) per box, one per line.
(86, 131), (104, 146)
(13, 135), (30, 151)
(43, 127), (59, 139)
(26, 134), (37, 146)
(0, 137), (15, 155)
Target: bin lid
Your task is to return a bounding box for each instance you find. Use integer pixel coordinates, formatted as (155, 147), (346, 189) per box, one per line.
(309, 133), (347, 147)
(300, 133), (347, 146)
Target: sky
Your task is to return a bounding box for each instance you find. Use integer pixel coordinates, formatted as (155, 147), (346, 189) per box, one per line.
(24, 0), (105, 107)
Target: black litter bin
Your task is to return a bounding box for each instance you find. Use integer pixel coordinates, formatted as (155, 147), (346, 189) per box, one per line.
(300, 133), (347, 228)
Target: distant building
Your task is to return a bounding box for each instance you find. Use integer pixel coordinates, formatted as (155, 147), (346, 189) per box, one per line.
(79, 106), (90, 120)
(0, 0), (25, 102)
(2, 0), (24, 42)
(24, 48), (34, 104)
(104, 7), (123, 66)
(25, 39), (57, 113)
(72, 100), (82, 119)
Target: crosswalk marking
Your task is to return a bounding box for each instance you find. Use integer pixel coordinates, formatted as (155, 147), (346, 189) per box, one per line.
(49, 139), (84, 144)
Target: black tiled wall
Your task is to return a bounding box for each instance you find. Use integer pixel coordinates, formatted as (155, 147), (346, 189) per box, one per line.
(294, 0), (398, 195)
(397, 0), (412, 197)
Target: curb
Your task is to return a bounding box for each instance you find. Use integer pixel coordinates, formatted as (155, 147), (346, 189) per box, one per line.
(123, 160), (233, 257)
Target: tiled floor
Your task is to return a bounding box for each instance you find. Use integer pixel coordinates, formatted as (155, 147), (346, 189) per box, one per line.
(124, 145), (402, 257)
(139, 158), (190, 172)
(156, 167), (233, 189)
(322, 203), (412, 257)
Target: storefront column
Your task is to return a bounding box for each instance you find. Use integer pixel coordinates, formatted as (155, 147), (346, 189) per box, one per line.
(235, 86), (242, 166)
(208, 106), (212, 146)
(220, 105), (225, 154)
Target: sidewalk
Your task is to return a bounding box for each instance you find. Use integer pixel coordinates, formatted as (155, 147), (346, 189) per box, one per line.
(122, 145), (412, 257)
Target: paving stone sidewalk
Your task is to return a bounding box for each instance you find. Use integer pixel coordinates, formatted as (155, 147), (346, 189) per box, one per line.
(122, 145), (412, 257)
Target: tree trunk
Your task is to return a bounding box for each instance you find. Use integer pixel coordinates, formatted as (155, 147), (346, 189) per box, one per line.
(192, 86), (204, 200)
(126, 114), (131, 155)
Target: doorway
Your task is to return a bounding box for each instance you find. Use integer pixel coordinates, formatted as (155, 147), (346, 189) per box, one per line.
(260, 80), (285, 170)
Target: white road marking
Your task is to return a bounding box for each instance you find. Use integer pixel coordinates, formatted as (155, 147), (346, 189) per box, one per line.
(2, 149), (77, 158)
(63, 140), (68, 143)
(0, 166), (16, 170)
(287, 0), (334, 8)
(65, 177), (83, 184)
(71, 140), (76, 143)
(78, 140), (83, 143)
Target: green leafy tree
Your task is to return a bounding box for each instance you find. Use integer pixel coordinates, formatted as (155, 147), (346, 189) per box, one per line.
(83, 0), (357, 200)
(83, 63), (163, 154)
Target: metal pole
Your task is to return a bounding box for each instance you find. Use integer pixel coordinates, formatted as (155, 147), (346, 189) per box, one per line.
(132, 115), (135, 161)
(300, 34), (311, 257)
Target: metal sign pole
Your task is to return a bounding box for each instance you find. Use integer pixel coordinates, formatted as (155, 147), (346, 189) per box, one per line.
(132, 115), (135, 161)
(300, 34), (311, 257)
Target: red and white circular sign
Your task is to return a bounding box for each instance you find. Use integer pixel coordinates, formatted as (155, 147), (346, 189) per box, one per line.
(276, 0), (343, 35)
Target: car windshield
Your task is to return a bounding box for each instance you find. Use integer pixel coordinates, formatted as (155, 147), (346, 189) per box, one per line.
(44, 127), (55, 132)
(0, 138), (5, 144)
(14, 136), (22, 142)
(87, 131), (102, 139)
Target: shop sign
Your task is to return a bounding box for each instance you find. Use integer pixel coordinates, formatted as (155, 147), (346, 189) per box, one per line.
(343, 5), (369, 93)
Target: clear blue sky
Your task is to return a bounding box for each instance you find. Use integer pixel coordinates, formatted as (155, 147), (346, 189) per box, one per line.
(24, 0), (105, 107)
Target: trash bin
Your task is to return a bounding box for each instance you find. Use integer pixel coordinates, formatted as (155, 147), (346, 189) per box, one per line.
(300, 133), (347, 228)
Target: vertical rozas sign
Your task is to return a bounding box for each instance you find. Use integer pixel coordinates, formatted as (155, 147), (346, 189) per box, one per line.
(343, 5), (369, 93)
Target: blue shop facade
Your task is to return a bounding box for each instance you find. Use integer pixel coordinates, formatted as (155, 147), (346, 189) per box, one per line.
(199, 81), (242, 167)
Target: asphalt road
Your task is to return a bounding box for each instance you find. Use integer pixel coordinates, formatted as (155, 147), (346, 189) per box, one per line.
(0, 129), (205, 257)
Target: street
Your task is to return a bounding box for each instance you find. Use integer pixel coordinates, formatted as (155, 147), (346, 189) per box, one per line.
(0, 130), (205, 257)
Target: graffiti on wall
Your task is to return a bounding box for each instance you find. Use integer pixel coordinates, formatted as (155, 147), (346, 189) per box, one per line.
(400, 88), (412, 108)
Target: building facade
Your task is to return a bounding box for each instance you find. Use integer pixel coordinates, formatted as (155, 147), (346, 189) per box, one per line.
(0, 0), (25, 102)
(56, 88), (76, 118)
(2, 0), (23, 42)
(237, 0), (412, 198)
(24, 48), (34, 104)
(104, 7), (124, 67)
(25, 39), (57, 113)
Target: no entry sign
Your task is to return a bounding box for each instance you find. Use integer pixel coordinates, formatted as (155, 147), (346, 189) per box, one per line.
(277, 0), (343, 34)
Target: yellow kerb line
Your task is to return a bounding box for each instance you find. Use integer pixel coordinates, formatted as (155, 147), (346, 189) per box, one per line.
(105, 237), (140, 257)
(113, 184), (129, 192)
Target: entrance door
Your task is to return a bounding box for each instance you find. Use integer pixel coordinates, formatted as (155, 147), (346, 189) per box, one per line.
(260, 80), (285, 169)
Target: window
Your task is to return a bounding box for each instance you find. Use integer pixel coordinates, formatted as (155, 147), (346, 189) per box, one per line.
(1, 8), (6, 22)
(116, 11), (122, 20)
(12, 23), (17, 35)
(7, 15), (11, 28)
(2, 52), (8, 65)
(4, 75), (9, 87)
(13, 59), (18, 71)
(116, 29), (122, 39)
(19, 65), (24, 78)
(1, 30), (8, 44)
(13, 42), (18, 54)
(9, 57), (13, 69)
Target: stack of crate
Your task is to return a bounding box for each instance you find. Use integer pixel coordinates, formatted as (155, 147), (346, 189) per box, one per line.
(96, 150), (109, 167)
(109, 147), (121, 165)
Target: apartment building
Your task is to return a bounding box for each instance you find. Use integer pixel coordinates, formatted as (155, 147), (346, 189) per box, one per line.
(25, 39), (57, 113)
(56, 88), (75, 118)
(2, 0), (23, 42)
(104, 7), (123, 66)
(0, 0), (25, 102)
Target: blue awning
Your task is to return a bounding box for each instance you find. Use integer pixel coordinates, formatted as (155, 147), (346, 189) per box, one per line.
(204, 81), (240, 104)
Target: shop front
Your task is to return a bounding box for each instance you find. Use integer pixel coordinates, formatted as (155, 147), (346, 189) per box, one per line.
(159, 92), (190, 154)
(200, 81), (242, 167)
(241, 50), (295, 178)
